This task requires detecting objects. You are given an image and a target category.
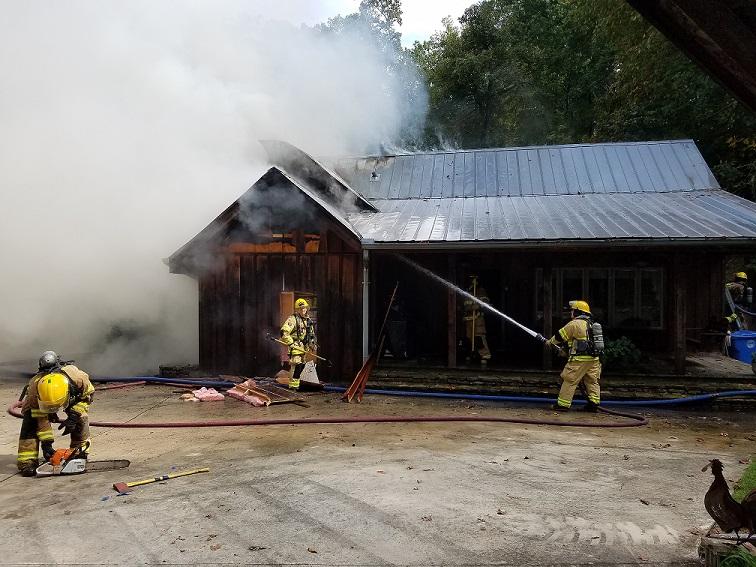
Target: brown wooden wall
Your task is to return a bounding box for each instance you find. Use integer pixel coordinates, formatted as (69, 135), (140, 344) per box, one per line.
(369, 247), (729, 370)
(198, 240), (363, 382)
(196, 240), (728, 378)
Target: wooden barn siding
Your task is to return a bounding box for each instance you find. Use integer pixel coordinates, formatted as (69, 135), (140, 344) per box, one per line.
(681, 251), (724, 341)
(198, 246), (725, 375)
(199, 252), (362, 381)
(367, 248), (726, 366)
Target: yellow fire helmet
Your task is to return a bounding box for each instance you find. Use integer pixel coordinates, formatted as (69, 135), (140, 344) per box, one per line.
(294, 298), (309, 309)
(568, 300), (591, 315)
(735, 271), (748, 280)
(37, 372), (70, 413)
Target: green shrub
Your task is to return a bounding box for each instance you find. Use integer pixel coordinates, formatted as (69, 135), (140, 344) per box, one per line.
(602, 336), (642, 369)
(733, 459), (756, 502)
(720, 547), (756, 567)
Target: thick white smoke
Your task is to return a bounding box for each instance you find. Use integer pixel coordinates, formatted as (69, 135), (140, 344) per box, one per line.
(0, 1), (427, 374)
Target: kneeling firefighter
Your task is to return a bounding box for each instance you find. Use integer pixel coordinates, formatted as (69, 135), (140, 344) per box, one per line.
(545, 300), (604, 412)
(17, 351), (95, 476)
(280, 298), (317, 390)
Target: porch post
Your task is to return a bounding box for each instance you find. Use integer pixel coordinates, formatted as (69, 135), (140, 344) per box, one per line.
(673, 255), (687, 375)
(709, 253), (724, 323)
(447, 254), (457, 368)
(542, 265), (553, 370)
(362, 249), (370, 362)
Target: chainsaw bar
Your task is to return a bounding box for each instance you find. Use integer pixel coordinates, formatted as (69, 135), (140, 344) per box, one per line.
(36, 459), (131, 476)
(86, 459), (130, 472)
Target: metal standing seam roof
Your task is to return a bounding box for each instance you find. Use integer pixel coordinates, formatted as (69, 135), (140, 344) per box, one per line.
(331, 140), (719, 199)
(171, 140), (756, 264)
(322, 140), (756, 246)
(344, 191), (756, 244)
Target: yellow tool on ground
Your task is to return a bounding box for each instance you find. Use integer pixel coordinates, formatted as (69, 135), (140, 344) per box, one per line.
(113, 467), (209, 494)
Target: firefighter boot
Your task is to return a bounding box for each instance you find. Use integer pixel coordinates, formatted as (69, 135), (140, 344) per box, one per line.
(581, 402), (600, 412)
(19, 462), (37, 477)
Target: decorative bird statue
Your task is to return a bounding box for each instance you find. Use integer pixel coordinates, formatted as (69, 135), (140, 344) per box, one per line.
(702, 459), (754, 544)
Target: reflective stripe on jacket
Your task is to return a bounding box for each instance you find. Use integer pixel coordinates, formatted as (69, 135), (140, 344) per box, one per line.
(726, 281), (745, 304)
(463, 287), (489, 321)
(21, 365), (95, 440)
(556, 318), (598, 362)
(280, 314), (315, 356)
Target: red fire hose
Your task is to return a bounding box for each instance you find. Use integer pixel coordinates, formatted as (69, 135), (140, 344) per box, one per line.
(7, 386), (647, 428)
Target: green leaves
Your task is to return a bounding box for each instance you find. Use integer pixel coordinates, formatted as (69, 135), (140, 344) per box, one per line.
(411, 0), (756, 203)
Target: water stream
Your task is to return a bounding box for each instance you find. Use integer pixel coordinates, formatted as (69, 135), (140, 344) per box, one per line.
(393, 254), (544, 341)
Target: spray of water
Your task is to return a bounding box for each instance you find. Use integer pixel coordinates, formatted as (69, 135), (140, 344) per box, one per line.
(393, 254), (546, 342)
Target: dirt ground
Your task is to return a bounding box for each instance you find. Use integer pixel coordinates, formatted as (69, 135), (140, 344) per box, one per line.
(1, 377), (755, 566)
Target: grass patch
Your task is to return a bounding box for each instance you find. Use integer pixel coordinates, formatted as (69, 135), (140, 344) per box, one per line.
(733, 457), (756, 502)
(721, 547), (756, 567)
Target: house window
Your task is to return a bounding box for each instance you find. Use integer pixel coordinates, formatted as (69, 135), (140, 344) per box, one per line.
(639, 269), (663, 328)
(536, 267), (664, 329)
(587, 269), (609, 323)
(614, 269), (636, 327)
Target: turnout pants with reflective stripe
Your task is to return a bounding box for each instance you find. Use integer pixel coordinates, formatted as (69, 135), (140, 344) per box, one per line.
(17, 411), (91, 473)
(289, 356), (305, 390)
(557, 359), (601, 409)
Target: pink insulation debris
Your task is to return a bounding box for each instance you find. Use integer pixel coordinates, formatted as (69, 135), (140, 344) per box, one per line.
(226, 379), (270, 406)
(191, 387), (225, 401)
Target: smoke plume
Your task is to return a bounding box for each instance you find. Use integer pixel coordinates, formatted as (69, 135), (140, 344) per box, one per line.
(0, 1), (427, 374)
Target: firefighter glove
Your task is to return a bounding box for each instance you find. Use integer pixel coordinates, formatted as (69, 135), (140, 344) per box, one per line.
(41, 441), (55, 461)
(58, 411), (80, 436)
(48, 413), (61, 423)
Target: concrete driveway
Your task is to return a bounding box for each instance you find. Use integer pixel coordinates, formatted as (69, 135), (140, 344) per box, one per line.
(1, 378), (754, 566)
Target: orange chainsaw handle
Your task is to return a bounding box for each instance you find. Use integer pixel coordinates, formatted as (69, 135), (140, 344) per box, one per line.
(50, 448), (74, 466)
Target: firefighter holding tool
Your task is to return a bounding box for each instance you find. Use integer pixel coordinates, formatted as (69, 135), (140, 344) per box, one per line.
(17, 351), (94, 476)
(280, 298), (317, 390)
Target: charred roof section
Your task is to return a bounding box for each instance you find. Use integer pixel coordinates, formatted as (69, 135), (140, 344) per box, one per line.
(168, 166), (360, 275)
(260, 139), (376, 212)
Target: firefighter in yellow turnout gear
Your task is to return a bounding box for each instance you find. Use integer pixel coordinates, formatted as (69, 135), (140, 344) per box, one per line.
(725, 271), (752, 330)
(463, 276), (491, 366)
(17, 351), (94, 476)
(280, 298), (316, 390)
(546, 301), (602, 412)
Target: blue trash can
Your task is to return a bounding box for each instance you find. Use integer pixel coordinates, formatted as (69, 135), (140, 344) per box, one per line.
(729, 330), (756, 364)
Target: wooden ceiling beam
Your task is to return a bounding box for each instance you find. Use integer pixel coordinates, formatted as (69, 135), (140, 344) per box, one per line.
(627, 0), (756, 112)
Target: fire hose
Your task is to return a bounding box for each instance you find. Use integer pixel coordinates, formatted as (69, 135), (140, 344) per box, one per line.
(7, 375), (756, 428)
(7, 396), (648, 428)
(7, 375), (653, 428)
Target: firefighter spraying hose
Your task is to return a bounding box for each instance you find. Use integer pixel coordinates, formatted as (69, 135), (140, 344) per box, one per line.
(394, 254), (608, 412)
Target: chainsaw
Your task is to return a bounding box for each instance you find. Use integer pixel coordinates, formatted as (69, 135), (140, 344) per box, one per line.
(36, 444), (130, 476)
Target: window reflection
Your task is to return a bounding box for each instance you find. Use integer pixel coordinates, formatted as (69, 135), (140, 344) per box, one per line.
(536, 267), (664, 329)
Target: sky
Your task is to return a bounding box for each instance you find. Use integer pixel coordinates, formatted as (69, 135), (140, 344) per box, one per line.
(399, 0), (475, 45)
(247, 0), (475, 46)
(0, 1), (455, 374)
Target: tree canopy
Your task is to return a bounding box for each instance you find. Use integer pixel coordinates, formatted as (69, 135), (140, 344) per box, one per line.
(410, 0), (756, 201)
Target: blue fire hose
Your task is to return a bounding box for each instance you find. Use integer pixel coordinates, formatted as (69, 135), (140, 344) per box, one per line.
(9, 370), (754, 407)
(84, 375), (756, 407)
(323, 385), (756, 406)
